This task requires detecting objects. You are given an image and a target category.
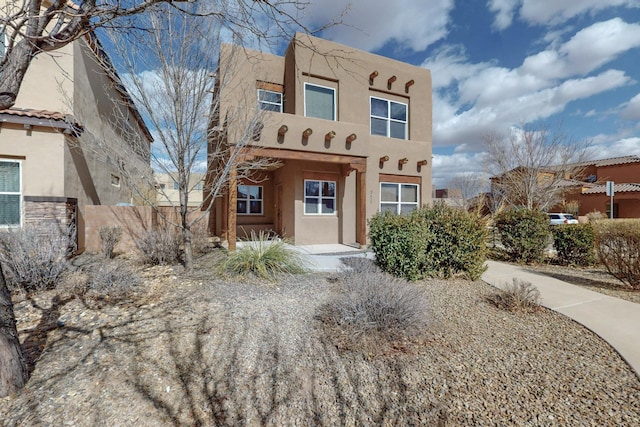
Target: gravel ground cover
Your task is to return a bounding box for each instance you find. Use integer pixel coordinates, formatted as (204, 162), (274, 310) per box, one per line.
(1, 254), (639, 426)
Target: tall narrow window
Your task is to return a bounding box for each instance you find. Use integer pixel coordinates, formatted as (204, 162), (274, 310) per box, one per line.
(237, 185), (263, 215)
(304, 180), (336, 215)
(0, 160), (21, 226)
(304, 83), (336, 120)
(380, 182), (418, 214)
(370, 97), (408, 139)
(258, 89), (283, 112)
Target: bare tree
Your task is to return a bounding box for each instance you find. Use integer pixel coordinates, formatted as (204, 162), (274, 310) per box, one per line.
(0, 0), (337, 111)
(482, 123), (592, 211)
(447, 172), (488, 211)
(81, 4), (278, 270)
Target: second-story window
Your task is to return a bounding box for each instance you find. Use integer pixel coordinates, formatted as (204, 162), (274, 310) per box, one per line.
(370, 97), (408, 139)
(258, 89), (282, 112)
(304, 83), (335, 121)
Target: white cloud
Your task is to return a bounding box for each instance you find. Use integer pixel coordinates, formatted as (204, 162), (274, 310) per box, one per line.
(427, 19), (639, 150)
(520, 0), (639, 27)
(591, 137), (640, 160)
(432, 152), (487, 188)
(621, 93), (640, 120)
(487, 0), (520, 30)
(301, 0), (454, 52)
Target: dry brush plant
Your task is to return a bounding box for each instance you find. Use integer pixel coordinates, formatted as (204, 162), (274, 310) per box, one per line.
(0, 225), (74, 293)
(593, 219), (640, 289)
(99, 225), (123, 259)
(135, 228), (182, 265)
(316, 259), (431, 354)
(488, 278), (541, 313)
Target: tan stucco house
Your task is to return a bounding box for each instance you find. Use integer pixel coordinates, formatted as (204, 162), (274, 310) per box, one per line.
(0, 32), (152, 250)
(210, 33), (433, 248)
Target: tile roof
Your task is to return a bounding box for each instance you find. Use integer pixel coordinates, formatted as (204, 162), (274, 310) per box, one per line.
(582, 183), (640, 194)
(0, 108), (71, 121)
(573, 155), (640, 168)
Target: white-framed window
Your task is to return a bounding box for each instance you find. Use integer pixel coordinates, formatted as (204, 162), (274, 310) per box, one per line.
(370, 97), (408, 139)
(173, 181), (179, 190)
(304, 179), (336, 215)
(237, 185), (263, 215)
(0, 160), (22, 227)
(258, 89), (283, 112)
(380, 182), (419, 214)
(304, 83), (336, 121)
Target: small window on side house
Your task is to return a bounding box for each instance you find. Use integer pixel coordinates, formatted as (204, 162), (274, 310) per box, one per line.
(0, 160), (22, 226)
(111, 174), (121, 187)
(304, 83), (336, 121)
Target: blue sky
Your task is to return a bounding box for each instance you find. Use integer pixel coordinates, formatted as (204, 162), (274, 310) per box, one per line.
(294, 0), (640, 187)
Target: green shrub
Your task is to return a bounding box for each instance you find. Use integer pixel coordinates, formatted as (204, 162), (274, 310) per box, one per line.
(315, 268), (430, 353)
(593, 219), (640, 289)
(368, 210), (429, 281)
(221, 231), (308, 280)
(419, 203), (489, 280)
(369, 204), (489, 281)
(495, 208), (549, 264)
(551, 223), (595, 266)
(488, 278), (541, 313)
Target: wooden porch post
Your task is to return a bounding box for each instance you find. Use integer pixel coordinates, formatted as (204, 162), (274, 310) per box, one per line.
(228, 167), (237, 251)
(356, 170), (367, 247)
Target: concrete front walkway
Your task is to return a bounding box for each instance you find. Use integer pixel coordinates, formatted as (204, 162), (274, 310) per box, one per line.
(482, 260), (640, 379)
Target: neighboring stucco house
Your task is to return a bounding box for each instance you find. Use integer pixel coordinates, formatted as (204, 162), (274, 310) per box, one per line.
(0, 32), (152, 250)
(565, 155), (640, 218)
(155, 172), (205, 207)
(210, 33), (433, 248)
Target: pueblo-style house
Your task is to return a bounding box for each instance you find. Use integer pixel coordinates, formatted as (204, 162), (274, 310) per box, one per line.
(210, 33), (433, 249)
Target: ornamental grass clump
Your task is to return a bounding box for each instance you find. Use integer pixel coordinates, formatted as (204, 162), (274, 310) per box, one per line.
(221, 231), (308, 280)
(488, 278), (541, 313)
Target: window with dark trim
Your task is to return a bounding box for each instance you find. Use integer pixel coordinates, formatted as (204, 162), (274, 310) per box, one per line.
(237, 185), (263, 215)
(304, 179), (336, 215)
(0, 160), (21, 226)
(380, 182), (419, 214)
(370, 96), (408, 139)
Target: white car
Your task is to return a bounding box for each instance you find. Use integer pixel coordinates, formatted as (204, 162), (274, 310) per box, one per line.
(548, 213), (579, 225)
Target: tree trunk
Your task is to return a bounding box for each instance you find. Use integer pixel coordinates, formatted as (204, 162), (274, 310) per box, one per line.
(0, 263), (28, 398)
(183, 223), (193, 271)
(0, 39), (38, 110)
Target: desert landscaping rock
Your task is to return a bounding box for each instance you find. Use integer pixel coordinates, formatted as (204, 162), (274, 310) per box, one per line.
(1, 255), (639, 426)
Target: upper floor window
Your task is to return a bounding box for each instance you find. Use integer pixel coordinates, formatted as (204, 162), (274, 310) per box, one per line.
(370, 97), (408, 139)
(0, 160), (21, 227)
(304, 83), (335, 121)
(304, 179), (336, 215)
(258, 89), (282, 112)
(380, 182), (418, 215)
(237, 185), (263, 215)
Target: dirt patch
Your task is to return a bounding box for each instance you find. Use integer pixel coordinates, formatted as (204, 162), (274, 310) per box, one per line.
(1, 252), (639, 426)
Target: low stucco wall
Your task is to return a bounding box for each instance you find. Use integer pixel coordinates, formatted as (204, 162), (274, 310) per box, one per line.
(84, 206), (156, 254)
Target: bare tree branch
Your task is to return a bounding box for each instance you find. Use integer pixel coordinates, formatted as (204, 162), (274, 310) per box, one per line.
(482, 122), (592, 211)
